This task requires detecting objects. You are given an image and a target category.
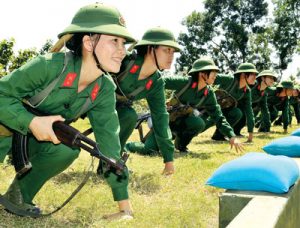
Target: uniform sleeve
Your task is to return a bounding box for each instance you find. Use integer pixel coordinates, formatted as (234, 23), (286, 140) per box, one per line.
(239, 89), (255, 133)
(87, 77), (129, 201)
(147, 77), (174, 163)
(0, 55), (55, 134)
(204, 90), (235, 138)
(163, 75), (189, 90)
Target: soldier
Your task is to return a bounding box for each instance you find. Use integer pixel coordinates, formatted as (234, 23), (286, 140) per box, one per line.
(211, 63), (257, 142)
(96, 27), (180, 175)
(125, 57), (243, 154)
(274, 84), (300, 126)
(260, 80), (294, 133)
(234, 69), (277, 134)
(0, 3), (135, 219)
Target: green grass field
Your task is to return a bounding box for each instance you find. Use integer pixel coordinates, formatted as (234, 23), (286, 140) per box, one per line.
(0, 118), (298, 227)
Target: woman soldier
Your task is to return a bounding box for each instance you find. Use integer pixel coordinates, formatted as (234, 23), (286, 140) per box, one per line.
(125, 57), (243, 154)
(234, 69), (277, 134)
(274, 84), (300, 126)
(212, 63), (257, 143)
(97, 27), (180, 175)
(0, 3), (135, 219)
(259, 80), (294, 133)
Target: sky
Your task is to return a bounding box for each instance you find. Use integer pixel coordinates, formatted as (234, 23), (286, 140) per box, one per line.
(0, 0), (299, 78)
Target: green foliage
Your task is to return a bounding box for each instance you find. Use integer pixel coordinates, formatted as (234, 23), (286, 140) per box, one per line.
(0, 39), (54, 77)
(272, 0), (300, 71)
(177, 0), (269, 73)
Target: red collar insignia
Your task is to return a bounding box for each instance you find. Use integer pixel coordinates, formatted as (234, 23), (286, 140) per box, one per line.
(91, 83), (100, 102)
(62, 73), (77, 87)
(129, 64), (140, 74)
(191, 82), (197, 89)
(257, 85), (261, 90)
(204, 88), (208, 96)
(261, 91), (264, 96)
(145, 79), (153, 90)
(243, 86), (247, 93)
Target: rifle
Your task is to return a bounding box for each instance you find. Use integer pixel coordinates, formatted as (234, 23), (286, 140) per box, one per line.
(12, 105), (128, 179)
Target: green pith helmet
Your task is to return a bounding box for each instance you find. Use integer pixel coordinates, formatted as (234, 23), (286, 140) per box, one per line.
(134, 27), (180, 51)
(58, 3), (135, 42)
(257, 69), (278, 79)
(277, 80), (294, 89)
(234, 63), (258, 76)
(188, 56), (219, 74)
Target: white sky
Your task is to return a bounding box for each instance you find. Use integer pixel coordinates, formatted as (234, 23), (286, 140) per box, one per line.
(0, 0), (298, 78)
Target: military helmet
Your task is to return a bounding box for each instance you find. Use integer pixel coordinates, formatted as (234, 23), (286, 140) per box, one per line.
(234, 63), (258, 76)
(58, 3), (135, 42)
(277, 80), (294, 89)
(188, 56), (219, 74)
(257, 69), (278, 79)
(134, 27), (180, 52)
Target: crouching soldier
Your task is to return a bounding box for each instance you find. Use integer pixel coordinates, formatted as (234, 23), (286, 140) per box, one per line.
(97, 27), (181, 176)
(259, 80), (294, 133)
(125, 57), (243, 154)
(211, 63), (257, 142)
(0, 3), (135, 219)
(235, 70), (277, 134)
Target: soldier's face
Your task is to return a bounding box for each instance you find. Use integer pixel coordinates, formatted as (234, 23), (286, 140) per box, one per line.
(264, 76), (275, 87)
(206, 71), (217, 85)
(246, 73), (256, 85)
(286, 89), (293, 96)
(95, 35), (126, 73)
(293, 89), (299, 97)
(154, 46), (175, 70)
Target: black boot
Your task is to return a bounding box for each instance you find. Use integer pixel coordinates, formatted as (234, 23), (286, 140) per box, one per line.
(211, 129), (226, 141)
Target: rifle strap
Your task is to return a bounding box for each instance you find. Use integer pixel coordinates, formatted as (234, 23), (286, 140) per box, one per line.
(0, 157), (95, 218)
(175, 77), (192, 99)
(25, 52), (73, 108)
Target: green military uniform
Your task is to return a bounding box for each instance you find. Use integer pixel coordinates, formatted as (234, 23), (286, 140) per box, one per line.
(259, 81), (293, 131)
(235, 69), (277, 134)
(211, 74), (255, 139)
(112, 27), (180, 163)
(125, 57), (235, 154)
(116, 54), (174, 162)
(125, 75), (236, 154)
(0, 52), (128, 202)
(0, 3), (135, 215)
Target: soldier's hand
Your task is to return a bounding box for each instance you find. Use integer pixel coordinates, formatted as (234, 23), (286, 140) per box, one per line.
(29, 115), (65, 144)
(229, 137), (244, 153)
(162, 161), (175, 175)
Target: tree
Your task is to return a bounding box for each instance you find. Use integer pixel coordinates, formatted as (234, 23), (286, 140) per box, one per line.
(177, 0), (269, 73)
(0, 39), (53, 77)
(272, 0), (300, 75)
(0, 38), (15, 76)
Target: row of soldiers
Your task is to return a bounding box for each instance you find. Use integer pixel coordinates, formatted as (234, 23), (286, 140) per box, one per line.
(124, 58), (298, 155)
(0, 2), (298, 220)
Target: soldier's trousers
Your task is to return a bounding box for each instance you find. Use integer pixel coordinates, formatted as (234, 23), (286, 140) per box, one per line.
(206, 107), (242, 138)
(126, 115), (206, 154)
(14, 137), (79, 204)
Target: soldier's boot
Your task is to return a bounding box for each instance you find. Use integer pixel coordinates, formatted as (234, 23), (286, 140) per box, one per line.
(211, 129), (226, 141)
(174, 135), (192, 153)
(0, 178), (41, 217)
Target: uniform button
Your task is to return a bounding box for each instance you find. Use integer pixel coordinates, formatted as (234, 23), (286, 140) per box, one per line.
(64, 103), (70, 109)
(19, 126), (24, 131)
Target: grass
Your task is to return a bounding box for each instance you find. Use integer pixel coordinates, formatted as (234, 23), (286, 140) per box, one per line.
(0, 118), (299, 228)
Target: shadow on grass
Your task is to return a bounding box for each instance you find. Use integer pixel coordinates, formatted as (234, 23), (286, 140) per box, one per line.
(174, 151), (212, 160)
(53, 171), (105, 185)
(130, 172), (161, 195)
